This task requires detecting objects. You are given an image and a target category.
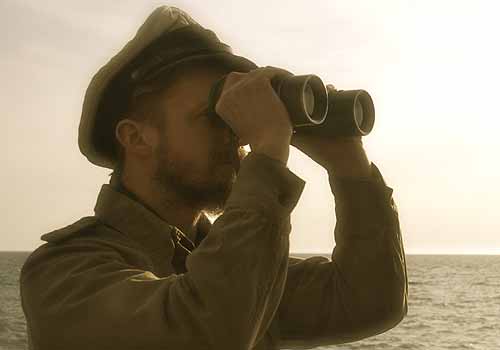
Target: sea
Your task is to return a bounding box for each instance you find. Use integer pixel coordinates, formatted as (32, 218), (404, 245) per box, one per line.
(1, 252), (499, 350)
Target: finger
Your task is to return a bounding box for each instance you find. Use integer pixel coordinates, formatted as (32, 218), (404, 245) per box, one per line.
(223, 66), (290, 92)
(222, 71), (247, 89)
(249, 65), (294, 80)
(326, 83), (337, 91)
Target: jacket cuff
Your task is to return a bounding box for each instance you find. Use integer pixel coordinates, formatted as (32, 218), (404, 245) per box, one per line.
(224, 152), (306, 216)
(328, 162), (393, 203)
(328, 162), (396, 241)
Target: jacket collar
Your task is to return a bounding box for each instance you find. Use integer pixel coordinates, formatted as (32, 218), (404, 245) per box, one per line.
(93, 173), (211, 259)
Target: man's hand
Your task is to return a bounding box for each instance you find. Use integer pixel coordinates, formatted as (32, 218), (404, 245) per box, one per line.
(215, 66), (294, 165)
(290, 85), (372, 178)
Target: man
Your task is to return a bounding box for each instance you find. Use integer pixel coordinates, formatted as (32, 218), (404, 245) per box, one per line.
(20, 6), (408, 350)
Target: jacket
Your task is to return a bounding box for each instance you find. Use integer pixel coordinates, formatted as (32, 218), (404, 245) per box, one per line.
(20, 151), (408, 349)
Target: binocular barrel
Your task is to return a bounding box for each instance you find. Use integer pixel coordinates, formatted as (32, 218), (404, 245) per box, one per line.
(207, 72), (375, 138)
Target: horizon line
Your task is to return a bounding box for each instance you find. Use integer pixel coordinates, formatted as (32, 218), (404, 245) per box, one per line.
(1, 250), (499, 256)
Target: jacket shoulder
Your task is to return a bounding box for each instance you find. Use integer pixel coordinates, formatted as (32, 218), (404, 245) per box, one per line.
(40, 216), (100, 243)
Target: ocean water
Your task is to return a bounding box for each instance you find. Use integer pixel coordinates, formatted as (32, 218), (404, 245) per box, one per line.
(1, 252), (499, 350)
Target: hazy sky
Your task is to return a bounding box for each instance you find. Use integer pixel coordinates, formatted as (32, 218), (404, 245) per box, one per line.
(2, 0), (499, 254)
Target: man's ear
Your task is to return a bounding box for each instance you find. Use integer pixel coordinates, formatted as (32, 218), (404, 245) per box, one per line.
(115, 118), (157, 157)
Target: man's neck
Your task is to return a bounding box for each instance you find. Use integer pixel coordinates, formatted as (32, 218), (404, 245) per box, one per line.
(111, 173), (202, 244)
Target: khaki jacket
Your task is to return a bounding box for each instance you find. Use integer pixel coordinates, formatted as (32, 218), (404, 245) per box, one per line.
(20, 152), (407, 350)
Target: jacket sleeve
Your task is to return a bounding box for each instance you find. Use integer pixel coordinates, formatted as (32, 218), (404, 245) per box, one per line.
(273, 162), (408, 349)
(20, 152), (306, 350)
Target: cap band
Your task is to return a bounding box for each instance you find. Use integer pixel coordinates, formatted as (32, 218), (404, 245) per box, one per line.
(128, 25), (231, 85)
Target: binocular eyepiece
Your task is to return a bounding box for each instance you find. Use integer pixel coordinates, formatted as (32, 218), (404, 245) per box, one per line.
(208, 71), (375, 138)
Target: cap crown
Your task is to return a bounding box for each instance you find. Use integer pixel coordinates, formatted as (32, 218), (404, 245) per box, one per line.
(79, 6), (256, 169)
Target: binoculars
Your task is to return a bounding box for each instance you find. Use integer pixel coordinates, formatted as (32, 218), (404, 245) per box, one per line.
(207, 71), (375, 138)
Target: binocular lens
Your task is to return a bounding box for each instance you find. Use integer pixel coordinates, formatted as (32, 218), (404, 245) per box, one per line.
(208, 72), (375, 138)
(354, 99), (364, 128)
(304, 84), (315, 116)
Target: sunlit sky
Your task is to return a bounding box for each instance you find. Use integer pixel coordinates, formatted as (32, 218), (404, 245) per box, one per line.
(2, 0), (499, 254)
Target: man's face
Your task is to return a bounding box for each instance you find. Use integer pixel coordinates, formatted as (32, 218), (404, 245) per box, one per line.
(150, 62), (247, 215)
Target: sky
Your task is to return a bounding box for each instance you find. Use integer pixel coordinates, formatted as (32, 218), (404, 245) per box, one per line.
(2, 0), (499, 254)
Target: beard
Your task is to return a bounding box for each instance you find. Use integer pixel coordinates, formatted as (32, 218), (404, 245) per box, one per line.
(151, 138), (247, 216)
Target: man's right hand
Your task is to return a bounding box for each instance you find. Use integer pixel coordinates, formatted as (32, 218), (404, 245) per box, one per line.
(215, 66), (294, 165)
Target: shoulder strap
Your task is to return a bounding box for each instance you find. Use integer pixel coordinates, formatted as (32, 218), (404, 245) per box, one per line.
(41, 216), (99, 243)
